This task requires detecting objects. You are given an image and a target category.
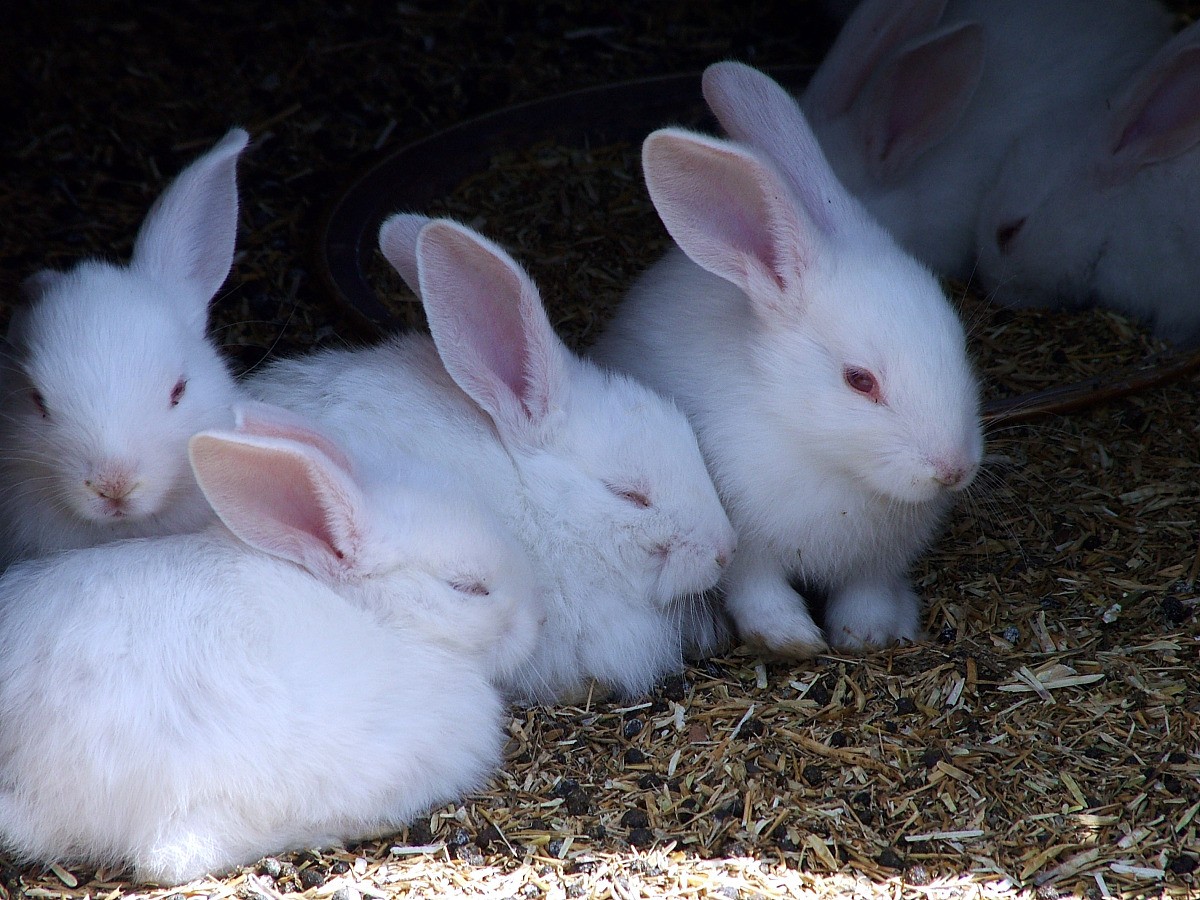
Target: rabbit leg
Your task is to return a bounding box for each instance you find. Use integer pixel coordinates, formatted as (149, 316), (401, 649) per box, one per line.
(823, 573), (922, 649)
(722, 545), (828, 658)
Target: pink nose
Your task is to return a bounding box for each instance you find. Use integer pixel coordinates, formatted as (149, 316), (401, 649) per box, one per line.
(86, 472), (136, 502)
(934, 463), (969, 488)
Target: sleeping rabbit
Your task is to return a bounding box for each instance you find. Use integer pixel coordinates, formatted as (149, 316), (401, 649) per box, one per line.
(975, 18), (1200, 346)
(0, 403), (540, 884)
(794, 0), (1172, 278)
(248, 218), (736, 704)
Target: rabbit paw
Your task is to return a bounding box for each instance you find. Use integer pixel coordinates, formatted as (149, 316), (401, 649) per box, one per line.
(824, 576), (922, 649)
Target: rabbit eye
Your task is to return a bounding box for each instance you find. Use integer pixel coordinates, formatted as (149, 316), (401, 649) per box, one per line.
(170, 378), (187, 408)
(995, 217), (1026, 254)
(451, 578), (490, 597)
(843, 366), (882, 403)
(609, 484), (652, 509)
(29, 389), (48, 418)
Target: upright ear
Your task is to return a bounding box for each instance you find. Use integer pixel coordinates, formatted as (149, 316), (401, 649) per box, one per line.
(641, 128), (819, 324)
(8, 271), (62, 345)
(131, 127), (250, 326)
(188, 428), (369, 581)
(801, 0), (950, 121)
(18, 270), (63, 305)
(378, 212), (434, 295)
(856, 22), (984, 182)
(701, 61), (873, 237)
(1101, 22), (1200, 177)
(415, 219), (568, 443)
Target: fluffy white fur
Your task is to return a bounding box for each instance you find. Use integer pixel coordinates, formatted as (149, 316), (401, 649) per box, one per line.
(247, 218), (735, 705)
(793, 0), (1172, 278)
(0, 128), (249, 567)
(0, 405), (539, 885)
(975, 19), (1200, 346)
(590, 118), (982, 657)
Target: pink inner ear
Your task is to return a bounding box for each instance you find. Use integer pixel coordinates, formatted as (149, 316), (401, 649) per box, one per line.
(1113, 46), (1200, 164)
(862, 23), (984, 181)
(239, 449), (343, 557)
(644, 134), (802, 293)
(436, 228), (530, 404)
(190, 434), (360, 576)
(419, 222), (560, 429)
(802, 0), (950, 119)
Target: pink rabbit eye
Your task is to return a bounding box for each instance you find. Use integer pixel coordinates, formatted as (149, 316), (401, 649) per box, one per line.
(170, 378), (187, 407)
(995, 217), (1026, 254)
(843, 366), (882, 403)
(609, 484), (652, 509)
(30, 389), (48, 418)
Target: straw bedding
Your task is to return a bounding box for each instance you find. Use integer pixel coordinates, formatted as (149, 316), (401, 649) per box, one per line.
(0, 2), (1197, 898)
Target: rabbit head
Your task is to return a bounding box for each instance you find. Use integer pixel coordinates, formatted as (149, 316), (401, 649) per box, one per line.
(975, 19), (1200, 345)
(0, 127), (248, 562)
(379, 215), (737, 699)
(194, 402), (543, 681)
(639, 126), (983, 507)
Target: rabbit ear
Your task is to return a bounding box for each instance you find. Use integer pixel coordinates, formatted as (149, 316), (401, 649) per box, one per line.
(700, 62), (872, 238)
(131, 127), (249, 328)
(641, 128), (820, 324)
(801, 0), (949, 121)
(18, 270), (63, 305)
(188, 428), (369, 580)
(232, 401), (354, 474)
(416, 219), (569, 442)
(856, 22), (984, 182)
(378, 212), (434, 295)
(6, 273), (64, 346)
(1102, 24), (1200, 175)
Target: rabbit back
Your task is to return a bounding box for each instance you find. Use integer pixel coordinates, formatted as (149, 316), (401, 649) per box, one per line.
(0, 529), (503, 883)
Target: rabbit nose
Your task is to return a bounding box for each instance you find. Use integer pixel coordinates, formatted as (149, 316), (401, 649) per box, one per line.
(995, 217), (1026, 254)
(716, 549), (731, 569)
(933, 463), (970, 489)
(86, 473), (136, 501)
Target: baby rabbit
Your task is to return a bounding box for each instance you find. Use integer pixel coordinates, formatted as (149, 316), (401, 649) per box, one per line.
(975, 19), (1200, 346)
(590, 101), (982, 656)
(0, 404), (539, 885)
(794, 0), (1173, 278)
(248, 217), (736, 705)
(0, 128), (248, 567)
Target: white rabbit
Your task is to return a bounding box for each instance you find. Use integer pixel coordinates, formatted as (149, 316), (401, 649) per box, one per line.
(975, 19), (1200, 346)
(589, 119), (982, 657)
(247, 217), (736, 705)
(786, 0), (1174, 278)
(0, 404), (539, 885)
(0, 128), (249, 567)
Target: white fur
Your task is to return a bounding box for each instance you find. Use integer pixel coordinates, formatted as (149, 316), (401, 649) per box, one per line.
(781, 0), (1174, 278)
(247, 219), (735, 705)
(975, 19), (1200, 346)
(590, 124), (982, 657)
(0, 128), (249, 566)
(0, 405), (539, 885)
